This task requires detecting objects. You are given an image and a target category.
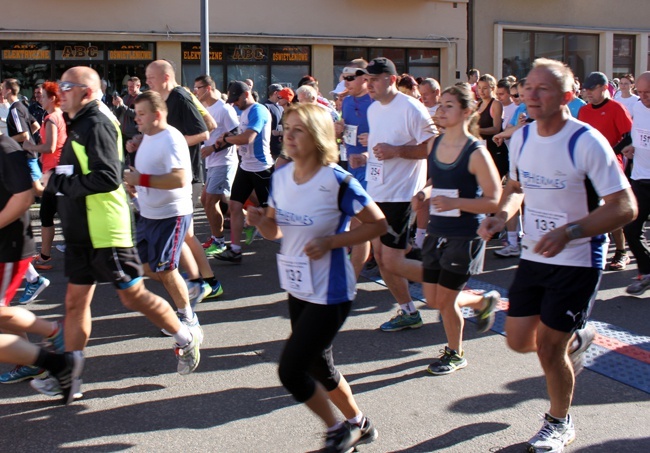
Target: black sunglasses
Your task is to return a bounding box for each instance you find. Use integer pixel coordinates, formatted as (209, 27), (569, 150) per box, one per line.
(343, 75), (358, 82)
(511, 93), (520, 98)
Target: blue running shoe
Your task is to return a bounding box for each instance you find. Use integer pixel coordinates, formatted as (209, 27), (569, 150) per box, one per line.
(19, 276), (50, 304)
(380, 309), (423, 332)
(0, 365), (47, 384)
(203, 281), (224, 300)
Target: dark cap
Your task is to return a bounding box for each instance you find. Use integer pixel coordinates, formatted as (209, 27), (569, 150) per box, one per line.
(359, 57), (398, 76)
(583, 72), (608, 90)
(268, 83), (283, 95)
(227, 81), (251, 103)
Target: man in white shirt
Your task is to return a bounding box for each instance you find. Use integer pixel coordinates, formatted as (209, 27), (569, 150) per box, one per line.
(360, 57), (436, 331)
(623, 72), (650, 295)
(479, 58), (636, 453)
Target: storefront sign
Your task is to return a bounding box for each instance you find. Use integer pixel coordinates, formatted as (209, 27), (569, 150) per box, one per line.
(271, 46), (309, 63)
(228, 45), (267, 62)
(183, 50), (223, 61)
(59, 45), (103, 60)
(2, 44), (50, 60)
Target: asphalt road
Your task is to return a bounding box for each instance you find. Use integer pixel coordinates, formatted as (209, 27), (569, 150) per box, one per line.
(1, 210), (649, 452)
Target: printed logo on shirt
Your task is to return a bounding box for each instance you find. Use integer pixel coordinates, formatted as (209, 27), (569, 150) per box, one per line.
(318, 185), (331, 193)
(276, 207), (314, 226)
(519, 170), (567, 190)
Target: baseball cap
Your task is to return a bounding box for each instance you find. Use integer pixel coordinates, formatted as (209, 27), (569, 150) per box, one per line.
(342, 66), (366, 77)
(358, 57), (398, 76)
(583, 72), (608, 90)
(226, 81), (250, 103)
(268, 83), (283, 95)
(277, 87), (295, 102)
(330, 80), (347, 96)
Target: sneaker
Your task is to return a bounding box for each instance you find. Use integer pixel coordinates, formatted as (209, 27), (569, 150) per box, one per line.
(162, 312), (201, 337)
(203, 281), (224, 300)
(32, 255), (53, 271)
(355, 417), (378, 447)
(475, 290), (500, 333)
(202, 237), (215, 249)
(187, 281), (205, 309)
(30, 375), (62, 397)
(205, 242), (227, 256)
(494, 243), (521, 258)
(243, 225), (257, 245)
(626, 275), (650, 296)
(44, 321), (65, 354)
(55, 244), (66, 253)
(324, 422), (359, 453)
(53, 351), (85, 405)
(175, 322), (203, 375)
(569, 323), (596, 376)
(214, 246), (242, 263)
(18, 276), (50, 304)
(0, 365), (47, 384)
(527, 413), (576, 452)
(609, 251), (630, 270)
(379, 309), (423, 332)
(427, 346), (468, 375)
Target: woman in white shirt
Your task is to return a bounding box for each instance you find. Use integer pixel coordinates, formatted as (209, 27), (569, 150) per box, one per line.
(614, 74), (640, 118)
(247, 103), (386, 453)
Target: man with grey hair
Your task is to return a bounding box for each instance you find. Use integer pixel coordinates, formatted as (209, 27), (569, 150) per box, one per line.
(419, 78), (441, 117)
(479, 58), (636, 452)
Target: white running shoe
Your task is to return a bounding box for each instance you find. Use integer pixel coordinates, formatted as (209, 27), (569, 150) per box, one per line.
(494, 243), (521, 258)
(527, 413), (575, 452)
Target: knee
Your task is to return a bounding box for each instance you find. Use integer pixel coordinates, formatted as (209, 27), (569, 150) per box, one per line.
(278, 361), (312, 402)
(506, 335), (533, 353)
(535, 340), (564, 366)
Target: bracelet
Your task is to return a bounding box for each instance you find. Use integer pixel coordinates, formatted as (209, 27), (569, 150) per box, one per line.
(140, 174), (152, 187)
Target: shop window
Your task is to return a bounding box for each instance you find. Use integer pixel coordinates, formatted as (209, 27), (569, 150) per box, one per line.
(613, 35), (635, 79)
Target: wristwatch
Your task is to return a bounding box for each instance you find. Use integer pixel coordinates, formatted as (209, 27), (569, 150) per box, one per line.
(565, 223), (583, 240)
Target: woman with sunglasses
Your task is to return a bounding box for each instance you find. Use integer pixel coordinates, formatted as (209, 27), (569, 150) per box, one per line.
(248, 103), (386, 453)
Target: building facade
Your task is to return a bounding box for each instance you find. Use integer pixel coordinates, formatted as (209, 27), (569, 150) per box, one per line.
(0, 0), (468, 100)
(472, 0), (650, 82)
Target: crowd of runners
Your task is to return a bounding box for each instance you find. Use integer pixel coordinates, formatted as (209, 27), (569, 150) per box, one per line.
(0, 55), (648, 452)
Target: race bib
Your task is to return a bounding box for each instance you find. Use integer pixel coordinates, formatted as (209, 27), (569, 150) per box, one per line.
(635, 128), (650, 150)
(339, 142), (348, 162)
(429, 188), (460, 217)
(343, 125), (358, 147)
(277, 254), (314, 296)
(524, 207), (567, 242)
(55, 165), (74, 196)
(368, 161), (384, 184)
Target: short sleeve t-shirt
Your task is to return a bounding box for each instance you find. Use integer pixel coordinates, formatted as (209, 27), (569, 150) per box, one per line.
(614, 92), (640, 118)
(134, 126), (193, 219)
(366, 92), (435, 202)
(204, 99), (239, 168)
(630, 101), (650, 180)
(0, 135), (35, 262)
(238, 102), (273, 172)
(577, 99), (632, 147)
(509, 118), (629, 268)
(40, 110), (67, 173)
(269, 163), (373, 305)
(7, 101), (36, 158)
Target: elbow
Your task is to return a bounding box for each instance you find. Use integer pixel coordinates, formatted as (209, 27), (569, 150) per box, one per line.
(375, 219), (389, 237)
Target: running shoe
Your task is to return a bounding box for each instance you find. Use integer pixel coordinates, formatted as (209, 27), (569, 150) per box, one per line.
(55, 244), (66, 253)
(44, 321), (65, 354)
(30, 375), (62, 397)
(475, 290), (500, 333)
(214, 246), (242, 263)
(569, 323), (596, 376)
(243, 225), (257, 245)
(494, 243), (521, 258)
(626, 275), (650, 296)
(53, 351), (85, 405)
(203, 281), (224, 300)
(161, 312), (201, 336)
(32, 255), (53, 271)
(324, 422), (359, 453)
(354, 417), (378, 447)
(427, 346), (467, 375)
(175, 321), (203, 375)
(18, 276), (50, 304)
(379, 309), (423, 332)
(0, 365), (47, 384)
(609, 251), (630, 270)
(205, 242), (226, 256)
(202, 237), (215, 249)
(527, 413), (575, 453)
(187, 281), (205, 309)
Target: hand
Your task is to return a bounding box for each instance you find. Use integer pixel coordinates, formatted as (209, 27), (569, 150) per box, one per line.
(430, 195), (457, 213)
(348, 153), (367, 169)
(123, 166), (141, 186)
(334, 120), (345, 136)
(411, 191), (426, 211)
(201, 145), (214, 159)
(477, 216), (506, 241)
(622, 145), (635, 159)
(112, 96), (124, 107)
(246, 207), (265, 227)
(372, 143), (398, 161)
(493, 134), (505, 147)
(533, 227), (570, 258)
(357, 133), (368, 147)
(304, 237), (332, 260)
(124, 183), (137, 197)
(126, 134), (143, 154)
(517, 113), (528, 125)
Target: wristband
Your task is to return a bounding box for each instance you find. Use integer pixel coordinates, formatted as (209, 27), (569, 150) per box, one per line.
(140, 174), (152, 187)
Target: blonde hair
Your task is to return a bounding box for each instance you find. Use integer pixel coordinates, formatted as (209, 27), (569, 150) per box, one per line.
(282, 103), (339, 166)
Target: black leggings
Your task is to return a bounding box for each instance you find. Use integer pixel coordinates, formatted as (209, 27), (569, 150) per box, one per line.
(278, 295), (351, 403)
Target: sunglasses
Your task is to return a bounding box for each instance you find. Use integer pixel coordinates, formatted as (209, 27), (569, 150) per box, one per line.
(343, 75), (358, 82)
(58, 81), (88, 92)
(193, 85), (207, 91)
(511, 93), (520, 98)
